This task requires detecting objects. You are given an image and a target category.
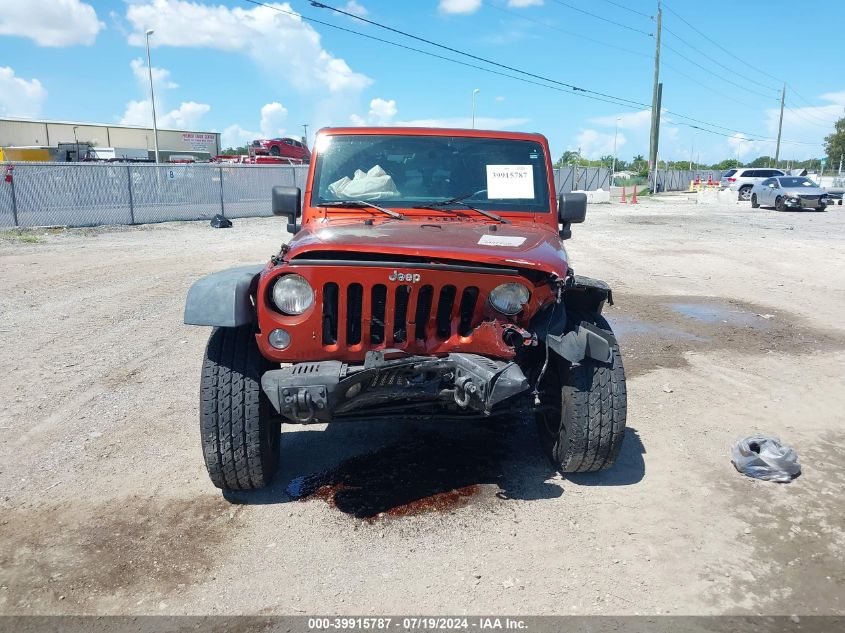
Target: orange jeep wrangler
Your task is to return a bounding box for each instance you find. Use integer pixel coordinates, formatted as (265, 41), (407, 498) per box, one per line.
(185, 127), (627, 491)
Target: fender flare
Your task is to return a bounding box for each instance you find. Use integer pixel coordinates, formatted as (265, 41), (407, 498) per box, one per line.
(532, 275), (616, 364)
(183, 264), (264, 327)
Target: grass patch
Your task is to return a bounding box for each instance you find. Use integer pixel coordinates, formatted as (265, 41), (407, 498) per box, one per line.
(0, 229), (45, 244)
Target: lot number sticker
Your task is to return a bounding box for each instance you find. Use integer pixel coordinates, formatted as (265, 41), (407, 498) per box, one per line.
(478, 234), (526, 247)
(486, 165), (534, 199)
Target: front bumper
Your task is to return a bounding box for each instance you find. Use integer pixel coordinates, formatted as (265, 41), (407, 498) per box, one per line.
(261, 351), (530, 423)
(783, 196), (827, 208)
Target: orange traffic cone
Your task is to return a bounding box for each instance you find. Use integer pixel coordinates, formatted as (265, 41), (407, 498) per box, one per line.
(620, 185), (627, 203)
(631, 185), (638, 204)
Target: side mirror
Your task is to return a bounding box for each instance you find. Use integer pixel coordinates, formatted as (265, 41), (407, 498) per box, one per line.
(272, 185), (301, 234)
(557, 192), (587, 240)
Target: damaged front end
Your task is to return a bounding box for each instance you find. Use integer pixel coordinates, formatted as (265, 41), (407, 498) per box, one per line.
(261, 350), (530, 423)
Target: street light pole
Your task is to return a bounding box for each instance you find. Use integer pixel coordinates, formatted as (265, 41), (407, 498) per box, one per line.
(471, 88), (480, 129)
(145, 29), (160, 164)
(611, 117), (619, 181)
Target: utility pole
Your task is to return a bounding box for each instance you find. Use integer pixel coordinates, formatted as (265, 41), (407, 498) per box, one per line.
(774, 83), (785, 166)
(689, 132), (695, 170)
(302, 124), (309, 146)
(648, 0), (662, 190)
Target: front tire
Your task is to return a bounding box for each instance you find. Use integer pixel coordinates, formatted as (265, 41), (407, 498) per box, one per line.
(775, 196), (786, 212)
(535, 312), (627, 472)
(815, 206), (826, 212)
(739, 186), (752, 201)
(269, 145), (281, 157)
(751, 194), (759, 208)
(200, 326), (280, 490)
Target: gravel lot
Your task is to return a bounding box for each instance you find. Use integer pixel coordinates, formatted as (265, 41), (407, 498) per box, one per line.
(1, 193), (844, 616)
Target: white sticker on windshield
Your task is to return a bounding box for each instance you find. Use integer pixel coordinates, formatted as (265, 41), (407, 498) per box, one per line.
(486, 165), (534, 199)
(478, 234), (526, 247)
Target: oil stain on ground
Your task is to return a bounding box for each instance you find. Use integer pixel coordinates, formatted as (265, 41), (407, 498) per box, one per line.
(605, 294), (845, 377)
(0, 495), (236, 611)
(283, 424), (561, 520)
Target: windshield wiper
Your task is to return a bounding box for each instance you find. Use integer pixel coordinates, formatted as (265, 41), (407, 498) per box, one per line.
(415, 194), (509, 224)
(320, 200), (405, 220)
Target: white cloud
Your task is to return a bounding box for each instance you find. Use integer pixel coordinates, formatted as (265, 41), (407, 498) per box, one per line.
(221, 102), (291, 149)
(119, 59), (210, 130)
(507, 0), (543, 6)
(495, 96), (506, 102)
(589, 109), (652, 130)
(0, 0), (104, 46)
(341, 1), (368, 17)
(221, 124), (258, 150)
(159, 101), (211, 129)
(0, 67), (47, 117)
(260, 102), (289, 138)
(125, 0), (371, 94)
(574, 129), (627, 159)
(368, 98), (398, 125)
(130, 58), (178, 90)
(396, 116), (529, 130)
(347, 98), (527, 131)
(727, 133), (774, 160)
(438, 0), (482, 14)
(348, 98), (398, 126)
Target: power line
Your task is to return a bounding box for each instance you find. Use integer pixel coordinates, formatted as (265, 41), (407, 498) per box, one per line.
(548, 0), (653, 36)
(662, 2), (782, 85)
(241, 0), (647, 112)
(306, 0), (651, 109)
(661, 61), (764, 112)
(662, 24), (779, 94)
(593, 0), (652, 19)
(481, 0), (650, 59)
(243, 0), (820, 147)
(661, 40), (778, 101)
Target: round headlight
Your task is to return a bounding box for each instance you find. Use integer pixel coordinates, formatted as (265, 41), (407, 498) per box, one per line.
(268, 328), (291, 349)
(271, 274), (314, 315)
(488, 283), (530, 315)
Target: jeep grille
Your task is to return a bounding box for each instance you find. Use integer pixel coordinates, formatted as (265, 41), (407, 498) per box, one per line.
(321, 282), (480, 347)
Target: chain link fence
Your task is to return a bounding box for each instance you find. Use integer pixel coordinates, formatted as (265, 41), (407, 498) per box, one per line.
(553, 167), (611, 194)
(653, 169), (722, 192)
(0, 162), (309, 228)
(0, 162), (728, 229)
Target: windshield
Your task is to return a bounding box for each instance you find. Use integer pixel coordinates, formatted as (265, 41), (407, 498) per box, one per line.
(310, 134), (550, 213)
(778, 177), (816, 187)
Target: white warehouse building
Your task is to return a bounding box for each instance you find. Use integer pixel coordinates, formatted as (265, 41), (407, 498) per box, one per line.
(0, 117), (221, 161)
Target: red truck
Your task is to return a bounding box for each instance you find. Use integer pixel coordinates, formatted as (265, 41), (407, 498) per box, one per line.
(250, 137), (311, 162)
(185, 127), (627, 491)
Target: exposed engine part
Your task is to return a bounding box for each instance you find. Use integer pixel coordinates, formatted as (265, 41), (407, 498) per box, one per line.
(261, 351), (529, 423)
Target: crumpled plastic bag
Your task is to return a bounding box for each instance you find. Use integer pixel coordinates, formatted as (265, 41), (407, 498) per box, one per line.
(328, 165), (399, 200)
(731, 435), (801, 483)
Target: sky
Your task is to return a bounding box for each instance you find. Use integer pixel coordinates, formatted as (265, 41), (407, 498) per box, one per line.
(1, 0), (843, 164)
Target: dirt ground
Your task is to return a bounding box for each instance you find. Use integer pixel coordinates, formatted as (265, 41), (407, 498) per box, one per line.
(1, 193), (844, 616)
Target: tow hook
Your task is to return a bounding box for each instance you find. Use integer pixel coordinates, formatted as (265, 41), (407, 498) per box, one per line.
(502, 324), (538, 348)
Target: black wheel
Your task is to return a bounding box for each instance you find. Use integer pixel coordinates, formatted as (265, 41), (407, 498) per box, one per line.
(269, 145), (281, 156)
(775, 196), (786, 212)
(751, 194), (759, 208)
(815, 206), (826, 212)
(535, 312), (627, 472)
(200, 326), (280, 490)
(738, 186), (752, 201)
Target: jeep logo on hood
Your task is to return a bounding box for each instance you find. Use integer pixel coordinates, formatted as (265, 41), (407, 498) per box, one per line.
(388, 270), (421, 283)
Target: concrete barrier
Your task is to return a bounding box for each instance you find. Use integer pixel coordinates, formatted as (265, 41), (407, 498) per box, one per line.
(696, 188), (739, 205)
(573, 188), (611, 204)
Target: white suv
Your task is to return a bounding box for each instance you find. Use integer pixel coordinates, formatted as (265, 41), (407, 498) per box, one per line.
(720, 168), (786, 201)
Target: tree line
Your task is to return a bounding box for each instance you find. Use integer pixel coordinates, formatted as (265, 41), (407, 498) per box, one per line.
(554, 115), (845, 174)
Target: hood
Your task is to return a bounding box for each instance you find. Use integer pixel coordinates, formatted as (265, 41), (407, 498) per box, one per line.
(285, 218), (568, 275)
(782, 186), (824, 195)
